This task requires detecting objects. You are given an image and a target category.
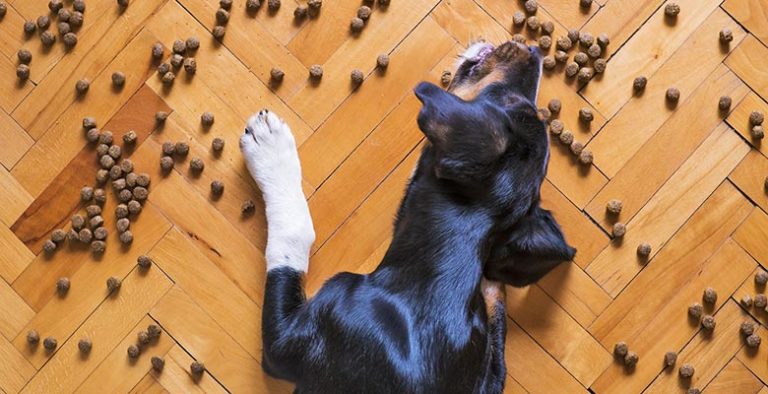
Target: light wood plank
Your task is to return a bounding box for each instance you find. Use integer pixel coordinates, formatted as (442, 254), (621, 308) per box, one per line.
(151, 345), (228, 394)
(723, 0), (768, 47)
(705, 358), (764, 394)
(0, 108), (33, 170)
(726, 35), (768, 102)
(726, 91), (768, 156)
(734, 209), (768, 269)
(128, 373), (168, 394)
(729, 150), (768, 215)
(0, 334), (35, 394)
(0, 221), (34, 285)
(0, 275), (34, 341)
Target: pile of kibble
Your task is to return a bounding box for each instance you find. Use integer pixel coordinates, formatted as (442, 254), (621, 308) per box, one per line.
(153, 36), (199, 87)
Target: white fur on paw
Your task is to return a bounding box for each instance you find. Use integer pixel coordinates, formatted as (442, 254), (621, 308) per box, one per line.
(240, 110), (301, 196)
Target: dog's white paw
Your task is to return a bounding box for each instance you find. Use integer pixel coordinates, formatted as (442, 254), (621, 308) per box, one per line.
(240, 110), (301, 198)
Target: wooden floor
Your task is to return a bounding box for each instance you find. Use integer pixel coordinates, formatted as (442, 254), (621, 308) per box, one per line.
(1, 0), (767, 392)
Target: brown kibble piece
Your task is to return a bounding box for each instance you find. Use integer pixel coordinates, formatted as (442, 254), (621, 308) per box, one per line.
(594, 58), (607, 74)
(51, 229), (67, 243)
(127, 344), (140, 359)
(107, 276), (122, 292)
(112, 71), (126, 88)
(613, 341), (628, 357)
(116, 218), (130, 233)
(127, 200), (142, 215)
(56, 277), (70, 294)
(541, 20), (554, 36)
(242, 199), (255, 215)
(747, 334), (761, 348)
(212, 25), (226, 40)
(752, 125), (765, 140)
(147, 324), (161, 339)
(559, 131), (574, 145)
(41, 30), (56, 46)
(555, 52), (568, 65)
(587, 44), (601, 58)
(565, 62), (579, 78)
(549, 120), (564, 135)
(115, 204), (129, 219)
(172, 39), (186, 54)
(78, 228), (93, 243)
(63, 32), (78, 48)
(702, 287), (717, 304)
(624, 352), (639, 368)
(268, 0), (280, 10)
(133, 186), (148, 201)
(294, 5), (308, 18)
(666, 87), (680, 102)
(162, 142), (175, 156)
(211, 180), (224, 196)
(351, 69), (364, 85)
(93, 227), (107, 240)
(86, 204), (101, 218)
(108, 144), (122, 159)
(633, 76), (647, 92)
(118, 188), (133, 203)
(43, 337), (58, 351)
(577, 67), (594, 83)
(160, 156), (174, 172)
(637, 242), (652, 258)
(597, 33), (610, 47)
(741, 294), (753, 308)
(664, 351), (677, 368)
(538, 36), (552, 50)
(17, 64), (30, 81)
(718, 96), (731, 111)
(137, 255), (153, 269)
(43, 239), (57, 254)
(152, 42), (163, 59)
(137, 331), (150, 346)
(512, 11), (525, 27)
(89, 214), (104, 228)
(270, 67), (284, 83)
(49, 0), (63, 12)
(309, 65), (323, 79)
(580, 0), (592, 7)
(701, 315), (715, 331)
(78, 338), (92, 354)
(741, 321), (756, 336)
(119, 230), (133, 244)
(441, 70), (452, 87)
(73, 0), (85, 12)
(578, 149), (593, 165)
(183, 57), (196, 74)
(579, 33), (594, 48)
(606, 199), (622, 214)
(574, 52), (589, 66)
(750, 111), (764, 125)
(246, 0), (261, 11)
(357, 5), (371, 20)
(100, 130), (114, 145)
(37, 15), (51, 30)
(170, 54), (183, 68)
(123, 130), (137, 145)
(162, 71), (175, 85)
(151, 356), (165, 371)
(756, 271), (768, 286)
(377, 54), (389, 69)
(81, 186), (94, 202)
(157, 63), (170, 76)
(212, 137), (225, 152)
(526, 16), (540, 31)
(17, 49), (32, 65)
(191, 361), (205, 375)
(548, 99), (561, 114)
(27, 330), (40, 345)
(556, 36), (572, 51)
(579, 108), (594, 123)
(72, 214), (85, 230)
(524, 0), (537, 14)
(719, 28), (733, 43)
(679, 364), (694, 378)
(24, 20), (37, 35)
(86, 128), (100, 143)
(201, 111), (215, 126)
(175, 142), (189, 156)
(755, 294), (767, 309)
(665, 3), (680, 17)
(542, 56), (555, 70)
(570, 141), (584, 155)
(350, 17), (364, 32)
(190, 158), (205, 172)
(612, 222), (626, 238)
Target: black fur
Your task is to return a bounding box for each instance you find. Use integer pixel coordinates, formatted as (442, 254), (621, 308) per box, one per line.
(261, 42), (575, 393)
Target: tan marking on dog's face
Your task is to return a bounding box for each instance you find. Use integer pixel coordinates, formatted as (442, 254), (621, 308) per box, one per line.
(450, 68), (507, 101)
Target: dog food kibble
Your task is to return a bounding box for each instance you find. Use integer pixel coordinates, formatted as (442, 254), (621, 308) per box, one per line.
(170, 54), (183, 69)
(665, 3), (680, 17)
(555, 50), (569, 63)
(376, 54), (390, 69)
(95, 168), (108, 185)
(93, 227), (107, 241)
(756, 294), (768, 308)
(606, 199), (623, 214)
(633, 76), (647, 92)
(242, 199), (256, 215)
(100, 155), (115, 169)
(122, 130), (137, 145)
(128, 200), (142, 215)
(523, 0), (538, 14)
(567, 28), (580, 43)
(267, 0), (280, 10)
(538, 36), (552, 50)
(124, 172), (136, 187)
(510, 34), (524, 44)
(41, 30), (57, 47)
(147, 324), (161, 339)
(108, 145), (122, 159)
(688, 389), (701, 394)
(151, 42), (164, 59)
(172, 39), (186, 55)
(351, 69), (364, 85)
(624, 351), (639, 368)
(63, 32), (78, 48)
(701, 315), (716, 331)
(190, 158), (205, 172)
(56, 20), (69, 35)
(24, 20), (37, 35)
(246, 0), (261, 11)
(72, 0), (86, 13)
(579, 33), (594, 48)
(556, 36), (572, 51)
(755, 270), (768, 286)
(43, 337), (58, 351)
(579, 108), (594, 123)
(578, 66), (594, 82)
(702, 287), (717, 304)
(719, 28), (733, 44)
(116, 218), (130, 233)
(212, 25), (226, 40)
(100, 130), (114, 145)
(637, 242), (652, 258)
(718, 96), (732, 112)
(162, 142), (175, 156)
(520, 14), (538, 30)
(173, 141), (189, 157)
(69, 10), (84, 27)
(78, 228), (93, 243)
(664, 351), (677, 367)
(350, 17), (364, 32)
(679, 363), (694, 378)
(747, 333), (762, 348)
(48, 0), (63, 12)
(587, 44), (602, 59)
(17, 49), (33, 65)
(51, 229), (67, 243)
(86, 128), (101, 143)
(78, 338), (92, 354)
(27, 330), (40, 345)
(741, 321), (756, 336)
(270, 67), (285, 84)
(294, 5), (308, 18)
(309, 65), (324, 80)
(565, 62), (579, 78)
(614, 341), (628, 357)
(137, 330), (150, 346)
(547, 99), (561, 115)
(512, 11), (525, 27)
(742, 294), (754, 308)
(542, 56), (556, 70)
(541, 20), (554, 36)
(94, 188), (107, 205)
(750, 111), (765, 125)
(200, 112), (215, 127)
(16, 65), (30, 81)
(37, 15), (51, 30)
(538, 108), (551, 122)
(43, 239), (57, 254)
(81, 186), (94, 202)
(157, 63), (171, 77)
(86, 206), (102, 219)
(72, 214), (86, 231)
(112, 72), (126, 88)
(612, 222), (627, 237)
(558, 131), (574, 145)
(219, 0), (232, 9)
(212, 137), (225, 152)
(120, 160), (134, 175)
(573, 52), (589, 66)
(216, 7), (230, 24)
(151, 356), (165, 371)
(357, 5), (371, 21)
(118, 189), (132, 203)
(578, 149), (593, 165)
(580, 0), (592, 8)
(56, 277), (70, 294)
(89, 214), (104, 228)
(136, 173), (150, 188)
(594, 58), (607, 74)
(137, 255), (153, 269)
(162, 71), (176, 85)
(753, 126), (765, 140)
(133, 187), (148, 202)
(127, 344), (140, 359)
(183, 57), (197, 74)
(570, 141), (584, 155)
(160, 156), (174, 172)
(440, 70), (452, 87)
(209, 180), (225, 196)
(190, 361), (206, 376)
(666, 87), (680, 103)
(549, 119), (564, 135)
(597, 33), (610, 48)
(93, 239), (107, 253)
(107, 276), (122, 293)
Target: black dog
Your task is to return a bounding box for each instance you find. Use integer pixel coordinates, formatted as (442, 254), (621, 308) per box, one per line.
(239, 41), (575, 394)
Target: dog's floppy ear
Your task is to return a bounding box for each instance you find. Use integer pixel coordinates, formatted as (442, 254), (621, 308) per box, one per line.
(414, 81), (457, 144)
(485, 205), (576, 287)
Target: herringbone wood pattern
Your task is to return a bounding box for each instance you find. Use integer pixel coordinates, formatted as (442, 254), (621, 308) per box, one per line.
(1, 0), (767, 392)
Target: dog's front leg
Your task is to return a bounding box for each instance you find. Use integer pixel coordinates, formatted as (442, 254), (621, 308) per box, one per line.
(241, 110), (316, 381)
(480, 278), (506, 394)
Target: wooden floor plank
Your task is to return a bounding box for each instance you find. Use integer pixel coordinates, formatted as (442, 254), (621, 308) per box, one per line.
(0, 108), (33, 170)
(0, 221), (34, 285)
(733, 209), (768, 269)
(128, 372), (168, 394)
(705, 358), (764, 394)
(729, 150), (768, 214)
(151, 345), (228, 394)
(726, 35), (768, 102)
(726, 91), (768, 156)
(0, 332), (35, 394)
(581, 0), (663, 59)
(723, 0), (768, 48)
(0, 275), (34, 342)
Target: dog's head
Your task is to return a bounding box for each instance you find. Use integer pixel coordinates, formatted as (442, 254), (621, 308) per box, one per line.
(414, 41), (575, 287)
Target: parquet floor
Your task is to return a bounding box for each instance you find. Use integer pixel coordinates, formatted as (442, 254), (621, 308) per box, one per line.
(1, 0), (767, 392)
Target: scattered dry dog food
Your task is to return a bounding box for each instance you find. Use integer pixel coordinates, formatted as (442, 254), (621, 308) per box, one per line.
(17, 49), (32, 64)
(162, 71), (175, 85)
(162, 142), (176, 156)
(541, 21), (554, 36)
(548, 99), (561, 114)
(108, 145), (122, 160)
(565, 62), (579, 77)
(172, 39), (186, 54)
(147, 324), (161, 339)
(747, 334), (761, 348)
(613, 341), (628, 357)
(512, 11), (525, 27)
(719, 28), (733, 44)
(43, 239), (57, 254)
(100, 131), (114, 145)
(107, 276), (122, 293)
(201, 111), (215, 127)
(69, 11), (84, 27)
(151, 43), (164, 60)
(741, 321), (756, 336)
(37, 15), (51, 30)
(24, 20), (37, 35)
(701, 315), (715, 331)
(246, 0), (261, 11)
(89, 214), (104, 228)
(120, 159), (134, 174)
(73, 0), (85, 12)
(577, 67), (594, 83)
(570, 141), (584, 155)
(113, 178), (127, 191)
(664, 351), (677, 368)
(755, 271), (768, 286)
(579, 33), (594, 48)
(665, 3), (680, 17)
(127, 344), (140, 359)
(174, 142), (189, 157)
(587, 44), (601, 59)
(555, 50), (568, 63)
(86, 204), (102, 218)
(679, 363), (694, 379)
(377, 54), (390, 69)
(559, 131), (574, 145)
(123, 130), (137, 145)
(58, 21), (71, 35)
(120, 230), (133, 244)
(538, 36), (552, 50)
(309, 65), (324, 80)
(524, 0), (537, 14)
(219, 0), (232, 10)
(294, 5), (308, 18)
(556, 36), (572, 51)
(636, 242), (652, 258)
(151, 356), (165, 371)
(542, 56), (555, 70)
(579, 108), (594, 123)
(170, 54), (183, 68)
(137, 255), (153, 269)
(742, 294), (753, 308)
(212, 25), (226, 40)
(52, 229), (67, 243)
(133, 186), (148, 201)
(128, 200), (142, 215)
(574, 52), (589, 66)
(702, 287), (717, 304)
(718, 96), (731, 111)
(81, 186), (94, 202)
(350, 17), (364, 32)
(115, 204), (129, 219)
(160, 156), (174, 172)
(351, 69), (365, 85)
(78, 228), (93, 243)
(78, 338), (92, 354)
(597, 33), (610, 47)
(86, 128), (100, 143)
(190, 361), (206, 376)
(210, 180), (225, 196)
(137, 331), (150, 346)
(93, 227), (108, 240)
(594, 59), (607, 74)
(753, 126), (765, 140)
(688, 303), (703, 319)
(666, 87), (680, 103)
(612, 222), (626, 238)
(41, 30), (56, 46)
(72, 214), (86, 230)
(549, 119), (564, 135)
(606, 199), (623, 214)
(624, 352), (639, 368)
(56, 277), (70, 294)
(157, 63), (170, 76)
(268, 0), (280, 10)
(242, 199), (256, 215)
(190, 158), (205, 172)
(579, 149), (593, 165)
(441, 70), (452, 87)
(49, 0), (63, 12)
(357, 5), (371, 20)
(580, 0), (592, 7)
(63, 32), (78, 48)
(212, 137), (225, 152)
(183, 58), (196, 74)
(633, 76), (647, 92)
(270, 67), (285, 83)
(750, 111), (765, 125)
(16, 64), (30, 81)
(43, 336), (58, 351)
(112, 71), (126, 88)
(116, 218), (130, 233)
(526, 16), (540, 31)
(27, 330), (40, 345)
(755, 294), (767, 309)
